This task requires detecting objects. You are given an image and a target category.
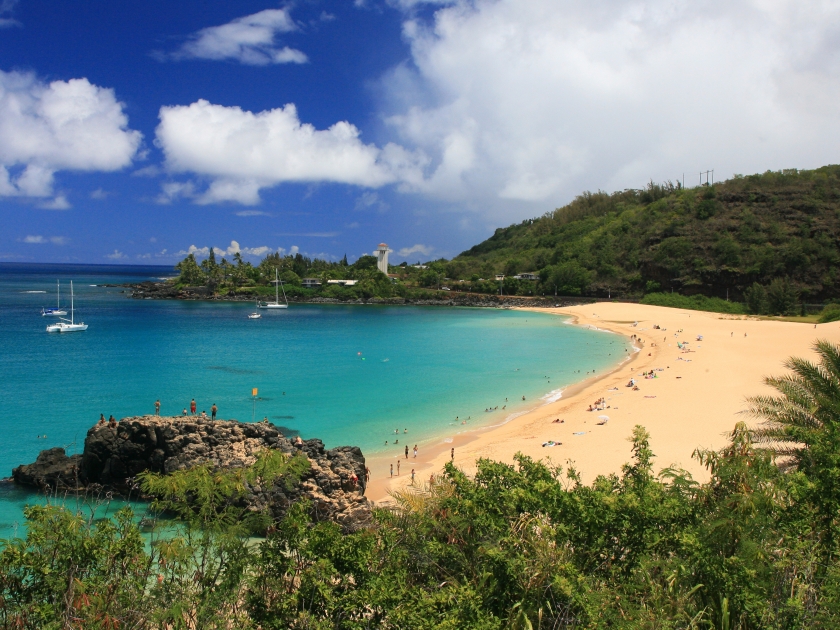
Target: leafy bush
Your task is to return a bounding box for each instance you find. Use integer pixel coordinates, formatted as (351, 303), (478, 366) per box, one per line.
(819, 303), (840, 323)
(640, 292), (747, 314)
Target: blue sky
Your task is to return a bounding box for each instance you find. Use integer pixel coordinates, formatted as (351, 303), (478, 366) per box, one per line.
(1, 0), (839, 265)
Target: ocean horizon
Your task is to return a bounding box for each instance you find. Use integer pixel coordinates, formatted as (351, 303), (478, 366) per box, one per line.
(0, 263), (629, 536)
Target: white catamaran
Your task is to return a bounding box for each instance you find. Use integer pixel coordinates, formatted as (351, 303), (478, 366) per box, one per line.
(258, 269), (289, 309)
(41, 280), (68, 316)
(46, 281), (88, 332)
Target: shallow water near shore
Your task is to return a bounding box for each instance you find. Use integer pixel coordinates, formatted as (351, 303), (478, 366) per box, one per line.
(0, 263), (629, 537)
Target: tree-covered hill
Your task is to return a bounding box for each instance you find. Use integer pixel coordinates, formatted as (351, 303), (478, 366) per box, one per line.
(449, 166), (840, 303)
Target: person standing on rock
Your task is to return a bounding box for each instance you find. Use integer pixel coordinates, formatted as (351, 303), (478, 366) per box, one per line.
(211, 403), (217, 420)
(154, 400), (160, 416)
(190, 399), (196, 415)
(97, 414), (106, 426)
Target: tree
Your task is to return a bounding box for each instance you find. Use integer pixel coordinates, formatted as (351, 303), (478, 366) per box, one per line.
(175, 253), (205, 286)
(767, 277), (799, 315)
(744, 282), (769, 315)
(539, 261), (593, 296)
(746, 340), (840, 560)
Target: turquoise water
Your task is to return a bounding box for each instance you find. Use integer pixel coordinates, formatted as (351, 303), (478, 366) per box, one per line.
(0, 263), (629, 536)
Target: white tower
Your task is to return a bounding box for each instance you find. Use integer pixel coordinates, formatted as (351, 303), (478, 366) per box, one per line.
(375, 243), (390, 274)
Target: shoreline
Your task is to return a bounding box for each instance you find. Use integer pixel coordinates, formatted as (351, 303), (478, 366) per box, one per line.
(366, 302), (840, 503)
(364, 310), (644, 501)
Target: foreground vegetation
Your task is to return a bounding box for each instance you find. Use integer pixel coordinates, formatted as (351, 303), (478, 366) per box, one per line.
(3, 342), (840, 628)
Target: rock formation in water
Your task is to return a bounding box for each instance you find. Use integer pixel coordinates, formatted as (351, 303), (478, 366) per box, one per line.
(12, 416), (372, 532)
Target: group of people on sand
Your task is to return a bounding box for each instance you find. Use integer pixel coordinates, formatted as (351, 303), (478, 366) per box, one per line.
(587, 397), (607, 412)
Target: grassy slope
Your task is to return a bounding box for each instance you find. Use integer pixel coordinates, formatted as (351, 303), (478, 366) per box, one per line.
(451, 166), (840, 301)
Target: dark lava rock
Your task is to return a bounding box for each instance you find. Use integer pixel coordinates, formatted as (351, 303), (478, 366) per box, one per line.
(13, 416), (372, 532)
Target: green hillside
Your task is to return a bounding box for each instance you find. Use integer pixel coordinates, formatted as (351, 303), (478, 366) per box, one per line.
(449, 166), (840, 306)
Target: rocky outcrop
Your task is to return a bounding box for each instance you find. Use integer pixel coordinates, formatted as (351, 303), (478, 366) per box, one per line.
(12, 416), (372, 532)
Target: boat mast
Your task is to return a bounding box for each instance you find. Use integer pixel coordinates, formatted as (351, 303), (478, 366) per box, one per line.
(57, 280), (60, 309)
(70, 281), (74, 325)
(275, 268), (279, 304)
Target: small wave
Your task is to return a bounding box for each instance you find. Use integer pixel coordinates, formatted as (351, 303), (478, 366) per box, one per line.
(443, 437), (453, 443)
(541, 388), (564, 403)
(22, 290), (46, 294)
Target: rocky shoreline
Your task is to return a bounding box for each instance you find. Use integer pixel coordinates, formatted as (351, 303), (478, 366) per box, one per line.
(12, 416), (372, 532)
(111, 280), (590, 309)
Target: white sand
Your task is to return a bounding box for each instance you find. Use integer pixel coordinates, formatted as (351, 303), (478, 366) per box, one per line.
(366, 302), (840, 501)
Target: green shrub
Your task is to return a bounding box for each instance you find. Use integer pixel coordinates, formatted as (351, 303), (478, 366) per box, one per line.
(819, 303), (840, 323)
(640, 292), (746, 314)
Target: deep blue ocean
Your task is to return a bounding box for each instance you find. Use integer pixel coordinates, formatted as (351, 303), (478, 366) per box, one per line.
(0, 263), (628, 537)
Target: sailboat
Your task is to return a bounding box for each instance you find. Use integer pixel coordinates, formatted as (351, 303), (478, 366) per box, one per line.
(258, 269), (289, 309)
(41, 280), (68, 316)
(46, 281), (88, 332)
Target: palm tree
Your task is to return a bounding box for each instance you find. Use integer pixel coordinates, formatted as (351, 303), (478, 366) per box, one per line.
(745, 340), (840, 467)
(744, 339), (840, 556)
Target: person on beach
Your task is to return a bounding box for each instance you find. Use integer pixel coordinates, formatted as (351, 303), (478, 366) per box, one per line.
(397, 460), (401, 475)
(98, 414), (106, 426)
(154, 400), (160, 416)
(211, 403), (217, 420)
(190, 399), (196, 415)
(365, 467), (371, 483)
(411, 469), (415, 485)
(390, 464), (393, 477)
(405, 445), (409, 459)
(413, 445), (418, 458)
(451, 447), (454, 461)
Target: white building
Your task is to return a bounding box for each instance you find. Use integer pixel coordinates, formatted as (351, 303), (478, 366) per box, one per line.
(375, 243), (390, 274)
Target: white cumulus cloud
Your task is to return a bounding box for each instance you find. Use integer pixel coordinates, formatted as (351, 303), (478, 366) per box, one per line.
(0, 70), (141, 203)
(380, 0), (840, 216)
(106, 249), (127, 259)
(168, 8), (307, 66)
(21, 234), (66, 244)
(155, 99), (426, 204)
(397, 243), (433, 257)
(175, 241), (276, 259)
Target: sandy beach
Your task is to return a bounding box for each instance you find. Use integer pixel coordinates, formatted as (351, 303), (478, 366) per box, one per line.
(366, 302), (840, 502)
